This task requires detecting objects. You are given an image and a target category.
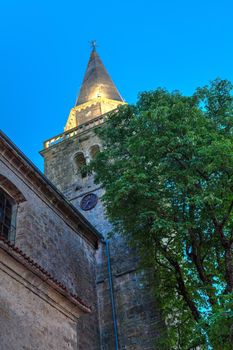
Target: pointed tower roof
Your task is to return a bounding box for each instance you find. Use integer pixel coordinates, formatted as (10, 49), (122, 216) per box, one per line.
(63, 46), (126, 132)
(76, 48), (124, 106)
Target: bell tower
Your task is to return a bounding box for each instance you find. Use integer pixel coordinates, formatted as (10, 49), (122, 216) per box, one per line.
(41, 46), (125, 202)
(40, 47), (162, 349)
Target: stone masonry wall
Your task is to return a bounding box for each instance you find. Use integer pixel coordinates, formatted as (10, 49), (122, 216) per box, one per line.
(0, 157), (100, 350)
(42, 129), (163, 349)
(0, 266), (77, 350)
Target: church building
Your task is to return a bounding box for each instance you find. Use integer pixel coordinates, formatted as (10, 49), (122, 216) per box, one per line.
(0, 47), (162, 349)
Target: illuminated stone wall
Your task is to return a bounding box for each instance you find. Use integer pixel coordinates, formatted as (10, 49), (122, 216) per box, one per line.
(64, 97), (124, 131)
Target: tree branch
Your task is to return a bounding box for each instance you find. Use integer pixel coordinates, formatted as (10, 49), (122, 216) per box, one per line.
(155, 237), (201, 322)
(220, 200), (233, 230)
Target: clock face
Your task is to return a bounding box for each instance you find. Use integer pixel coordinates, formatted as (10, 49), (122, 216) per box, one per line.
(80, 193), (98, 211)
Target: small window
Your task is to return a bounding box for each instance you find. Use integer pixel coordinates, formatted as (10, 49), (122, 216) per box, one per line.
(0, 188), (14, 240)
(74, 152), (87, 178)
(90, 145), (100, 159)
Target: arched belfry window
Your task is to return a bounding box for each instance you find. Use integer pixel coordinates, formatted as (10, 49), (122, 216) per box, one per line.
(0, 188), (15, 241)
(90, 145), (100, 159)
(74, 152), (87, 178)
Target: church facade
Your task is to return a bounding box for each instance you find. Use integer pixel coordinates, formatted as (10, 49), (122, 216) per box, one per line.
(0, 48), (162, 349)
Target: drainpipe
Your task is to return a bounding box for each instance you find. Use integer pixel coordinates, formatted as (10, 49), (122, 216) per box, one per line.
(105, 239), (119, 350)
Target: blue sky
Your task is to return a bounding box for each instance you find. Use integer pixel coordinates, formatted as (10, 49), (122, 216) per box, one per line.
(1, 0), (233, 170)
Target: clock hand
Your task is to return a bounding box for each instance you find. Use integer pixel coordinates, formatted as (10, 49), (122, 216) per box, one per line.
(85, 199), (91, 208)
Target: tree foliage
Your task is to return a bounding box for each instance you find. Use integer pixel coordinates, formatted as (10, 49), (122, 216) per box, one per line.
(89, 79), (233, 349)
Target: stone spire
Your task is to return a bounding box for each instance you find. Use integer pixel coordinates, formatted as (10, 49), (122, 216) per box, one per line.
(76, 48), (124, 106)
(64, 48), (125, 131)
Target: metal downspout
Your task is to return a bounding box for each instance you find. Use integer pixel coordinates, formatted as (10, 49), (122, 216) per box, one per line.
(106, 239), (119, 350)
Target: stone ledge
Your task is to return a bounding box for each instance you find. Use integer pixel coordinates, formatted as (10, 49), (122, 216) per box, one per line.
(0, 238), (91, 320)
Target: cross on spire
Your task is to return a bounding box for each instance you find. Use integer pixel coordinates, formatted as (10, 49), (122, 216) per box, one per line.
(90, 40), (97, 51)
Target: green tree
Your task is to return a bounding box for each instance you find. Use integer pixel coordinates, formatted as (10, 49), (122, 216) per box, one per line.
(89, 79), (233, 349)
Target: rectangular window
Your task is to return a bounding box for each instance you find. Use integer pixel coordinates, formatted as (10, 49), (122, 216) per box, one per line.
(0, 188), (13, 240)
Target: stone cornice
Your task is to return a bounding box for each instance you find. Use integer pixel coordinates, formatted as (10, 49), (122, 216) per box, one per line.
(0, 237), (91, 319)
